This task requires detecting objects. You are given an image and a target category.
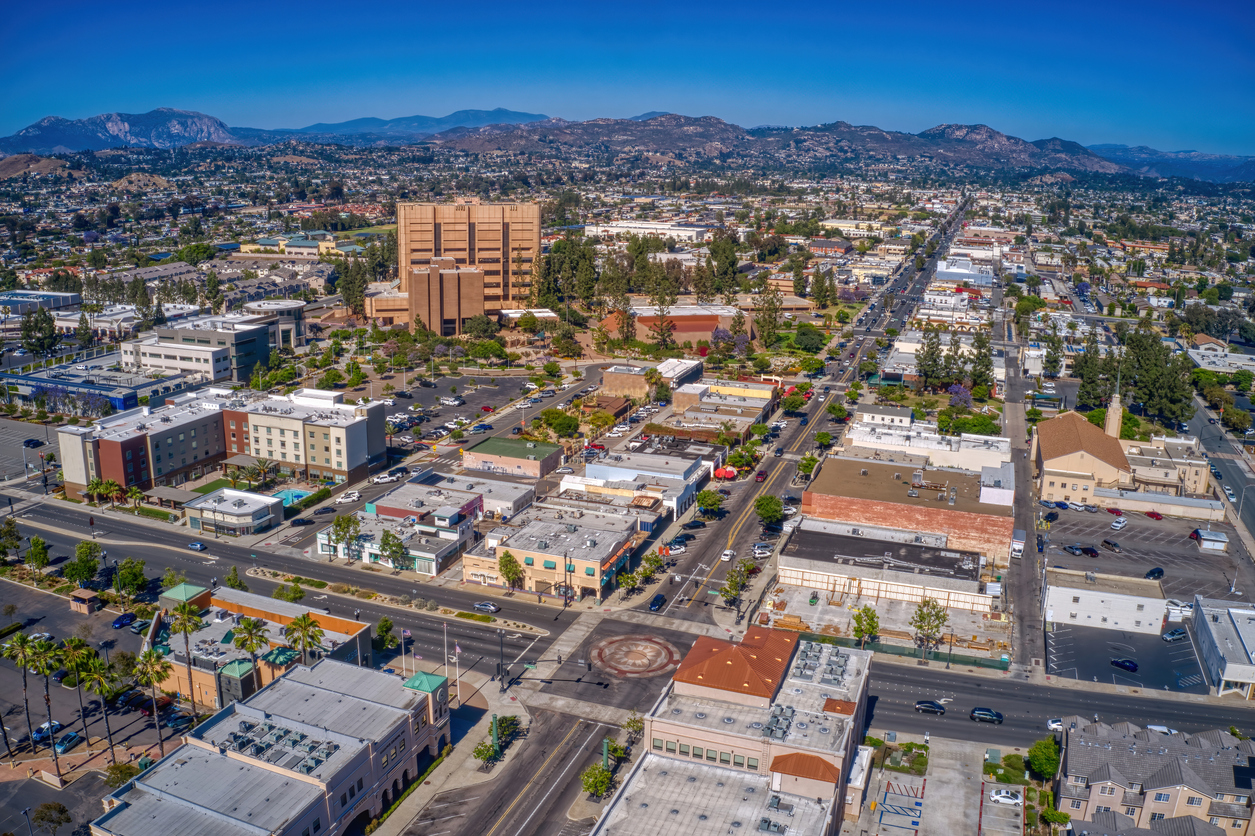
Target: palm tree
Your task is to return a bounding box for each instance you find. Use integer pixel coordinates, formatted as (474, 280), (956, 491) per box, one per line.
(243, 464), (262, 490)
(126, 486), (144, 508)
(254, 458), (275, 488)
(283, 614), (324, 666)
(59, 637), (96, 747)
(99, 479), (122, 509)
(168, 602), (202, 723)
(232, 617), (270, 697)
(30, 640), (64, 778)
(86, 477), (104, 505)
(3, 632), (39, 754)
(80, 656), (119, 765)
(133, 649), (173, 758)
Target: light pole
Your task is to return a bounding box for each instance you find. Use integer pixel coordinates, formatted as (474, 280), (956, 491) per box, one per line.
(498, 628), (507, 693)
(21, 807), (33, 836)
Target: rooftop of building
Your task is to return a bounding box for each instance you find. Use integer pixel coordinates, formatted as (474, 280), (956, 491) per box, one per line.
(315, 509), (462, 558)
(591, 754), (830, 836)
(1035, 411), (1131, 473)
(1195, 597), (1255, 666)
(808, 457), (1015, 517)
(655, 358), (703, 378)
(1046, 567), (1164, 599)
(663, 632), (870, 758)
(78, 389), (238, 442)
(783, 519), (986, 583)
(485, 518), (632, 566)
(242, 298), (306, 312)
(586, 450), (702, 480)
(240, 390), (369, 427)
(157, 311), (272, 333)
(855, 404), (914, 420)
(464, 436), (563, 459)
(183, 488), (280, 518)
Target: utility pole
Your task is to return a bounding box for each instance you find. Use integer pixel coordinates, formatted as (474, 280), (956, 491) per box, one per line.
(498, 628), (507, 693)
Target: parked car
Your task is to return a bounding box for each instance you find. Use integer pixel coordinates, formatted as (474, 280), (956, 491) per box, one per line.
(112, 612), (138, 629)
(681, 520), (707, 530)
(1053, 501), (1070, 510)
(989, 789), (1023, 807)
(1162, 628), (1189, 643)
(1106, 507), (1123, 516)
(649, 593), (666, 612)
(1038, 499), (1054, 509)
(1145, 510), (1163, 520)
(1101, 539), (1122, 553)
(969, 708), (1003, 724)
(481, 405), (494, 412)
(1110, 658), (1138, 673)
(54, 731), (83, 754)
(1224, 486), (1237, 502)
(165, 713), (195, 732)
(1081, 546), (1099, 557)
(1111, 517), (1128, 531)
(140, 696), (173, 716)
(914, 700), (945, 715)
(1043, 511), (1059, 523)
(32, 720), (63, 743)
(511, 427), (522, 435)
(1145, 567), (1165, 580)
(1067, 502), (1085, 512)
(128, 619), (152, 635)
(122, 692), (151, 711)
(1064, 545), (1084, 556)
(666, 544), (686, 555)
(1084, 504), (1099, 513)
(372, 473), (402, 484)
(22, 438), (43, 449)
(187, 542), (208, 552)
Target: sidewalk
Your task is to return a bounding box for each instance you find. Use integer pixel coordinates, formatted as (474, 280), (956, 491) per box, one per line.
(372, 661), (532, 836)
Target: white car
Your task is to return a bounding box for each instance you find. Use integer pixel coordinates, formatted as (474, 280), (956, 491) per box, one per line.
(667, 544), (687, 555)
(988, 789), (1023, 807)
(614, 424), (630, 432)
(372, 473), (401, 484)
(555, 466), (574, 474)
(781, 506), (798, 517)
(606, 432), (624, 438)
(444, 421), (462, 429)
(752, 549), (773, 559)
(1224, 486), (1237, 502)
(335, 492), (362, 504)
(1047, 718), (1063, 732)
(720, 549), (735, 562)
(1111, 517), (1128, 530)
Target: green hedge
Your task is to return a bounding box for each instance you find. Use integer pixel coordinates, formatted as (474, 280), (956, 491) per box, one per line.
(0, 622), (23, 640)
(455, 611), (495, 623)
(287, 487), (333, 518)
(286, 576), (328, 589)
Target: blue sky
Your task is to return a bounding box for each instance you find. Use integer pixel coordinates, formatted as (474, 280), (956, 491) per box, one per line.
(3, 0), (1253, 155)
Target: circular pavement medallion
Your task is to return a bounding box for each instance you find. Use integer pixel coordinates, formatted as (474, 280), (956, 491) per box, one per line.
(589, 634), (683, 678)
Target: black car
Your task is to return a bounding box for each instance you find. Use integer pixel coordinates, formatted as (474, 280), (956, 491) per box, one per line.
(289, 518), (313, 526)
(1111, 658), (1138, 673)
(394, 391), (412, 399)
(314, 507), (336, 515)
(649, 593), (666, 612)
(1081, 546), (1099, 557)
(970, 707), (1004, 724)
(914, 700), (945, 715)
(418, 380), (438, 389)
(1044, 511), (1059, 523)
(22, 439), (43, 449)
(681, 520), (707, 530)
(511, 427), (522, 435)
(1036, 534), (1045, 553)
(388, 467), (409, 477)
(774, 447), (784, 458)
(672, 533), (697, 542)
(1145, 567), (1165, 580)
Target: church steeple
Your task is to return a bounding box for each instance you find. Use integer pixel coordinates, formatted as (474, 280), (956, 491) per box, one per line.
(1105, 355), (1123, 439)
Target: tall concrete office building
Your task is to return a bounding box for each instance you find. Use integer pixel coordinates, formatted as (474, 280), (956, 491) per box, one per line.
(396, 200), (540, 335)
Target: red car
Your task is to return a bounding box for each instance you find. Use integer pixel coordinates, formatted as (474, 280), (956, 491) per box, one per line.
(1145, 511), (1163, 520)
(755, 470), (768, 482)
(481, 405), (494, 412)
(139, 696), (172, 717)
(589, 443), (606, 451)
(1106, 507), (1123, 516)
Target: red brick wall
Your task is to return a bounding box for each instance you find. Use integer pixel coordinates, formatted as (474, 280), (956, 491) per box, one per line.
(802, 493), (1015, 559)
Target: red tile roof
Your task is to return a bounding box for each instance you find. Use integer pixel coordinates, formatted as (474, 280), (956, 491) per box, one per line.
(770, 752), (840, 784)
(822, 698), (858, 716)
(672, 627), (797, 699)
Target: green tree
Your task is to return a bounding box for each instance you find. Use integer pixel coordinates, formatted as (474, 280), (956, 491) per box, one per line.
(695, 490), (725, 517)
(1027, 736), (1061, 779)
(754, 494), (784, 525)
(223, 564), (248, 591)
(133, 649), (173, 758)
(915, 328), (944, 390)
(113, 557), (147, 604)
(780, 393), (806, 412)
(284, 613), (325, 666)
(498, 550), (524, 589)
(81, 656), (119, 765)
(827, 402), (848, 422)
(31, 802), (72, 836)
(375, 616), (398, 649)
(754, 284), (784, 347)
(75, 312), (93, 349)
(463, 314), (499, 340)
(329, 514), (362, 562)
(815, 431), (833, 448)
(621, 710), (644, 743)
(969, 330), (993, 390)
(3, 633), (40, 754)
(59, 637), (96, 746)
(24, 535), (50, 581)
(232, 616), (269, 698)
(378, 529), (410, 571)
(30, 639), (64, 777)
(104, 762), (141, 789)
(909, 597), (947, 655)
(63, 541), (102, 587)
(169, 601), (203, 720)
(472, 739), (499, 765)
(161, 567), (187, 589)
(20, 307), (60, 356)
(580, 762), (614, 798)
(852, 605), (879, 649)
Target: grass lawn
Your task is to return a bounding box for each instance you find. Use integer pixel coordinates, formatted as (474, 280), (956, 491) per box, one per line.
(193, 478), (232, 494)
(336, 224), (396, 238)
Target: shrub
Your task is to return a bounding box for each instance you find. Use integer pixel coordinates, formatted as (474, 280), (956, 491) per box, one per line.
(864, 736), (885, 748)
(425, 599), (439, 611)
(456, 611), (494, 623)
(354, 590), (374, 599)
(328, 583), (351, 594)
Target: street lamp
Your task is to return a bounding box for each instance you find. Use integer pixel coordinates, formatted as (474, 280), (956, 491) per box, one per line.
(21, 807), (33, 836)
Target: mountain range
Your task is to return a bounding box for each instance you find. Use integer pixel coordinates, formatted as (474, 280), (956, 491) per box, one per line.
(0, 106), (1249, 181)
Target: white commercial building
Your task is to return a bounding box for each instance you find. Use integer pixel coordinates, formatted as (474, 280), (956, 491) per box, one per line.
(120, 334), (233, 381)
(1193, 595), (1255, 699)
(1044, 568), (1166, 635)
(584, 220), (715, 243)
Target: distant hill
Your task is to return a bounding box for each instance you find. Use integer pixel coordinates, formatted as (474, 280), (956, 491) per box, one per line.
(295, 107), (548, 136)
(0, 153), (70, 179)
(0, 108), (236, 153)
(1088, 144), (1255, 182)
(627, 111), (672, 121)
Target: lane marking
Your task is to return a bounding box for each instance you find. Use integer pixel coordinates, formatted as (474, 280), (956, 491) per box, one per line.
(482, 720), (585, 836)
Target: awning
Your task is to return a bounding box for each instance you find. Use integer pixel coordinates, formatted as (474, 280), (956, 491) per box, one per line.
(143, 486), (202, 506)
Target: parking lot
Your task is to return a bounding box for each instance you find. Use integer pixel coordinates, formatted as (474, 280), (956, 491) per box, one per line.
(1046, 623), (1207, 693)
(978, 781), (1024, 836)
(1043, 510), (1252, 604)
(0, 416), (60, 482)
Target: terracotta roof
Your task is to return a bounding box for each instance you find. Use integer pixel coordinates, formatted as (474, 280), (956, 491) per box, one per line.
(1192, 333), (1226, 348)
(822, 698), (858, 716)
(770, 752), (841, 784)
(672, 627), (797, 699)
(1035, 411), (1129, 473)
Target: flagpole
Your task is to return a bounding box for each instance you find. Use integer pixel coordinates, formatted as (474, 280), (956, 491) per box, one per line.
(455, 649), (460, 707)
(443, 623), (449, 676)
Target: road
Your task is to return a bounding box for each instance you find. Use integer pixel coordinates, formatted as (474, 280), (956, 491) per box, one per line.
(3, 495), (572, 666)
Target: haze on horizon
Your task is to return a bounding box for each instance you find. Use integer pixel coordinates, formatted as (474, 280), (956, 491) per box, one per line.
(4, 0), (1253, 156)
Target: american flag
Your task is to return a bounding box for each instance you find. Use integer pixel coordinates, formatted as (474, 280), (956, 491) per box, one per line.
(402, 629), (411, 637)
(455, 642), (462, 655)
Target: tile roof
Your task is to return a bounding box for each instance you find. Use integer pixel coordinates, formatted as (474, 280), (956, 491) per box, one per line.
(822, 698), (858, 716)
(672, 627), (797, 699)
(769, 752), (840, 784)
(1035, 411), (1130, 473)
